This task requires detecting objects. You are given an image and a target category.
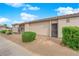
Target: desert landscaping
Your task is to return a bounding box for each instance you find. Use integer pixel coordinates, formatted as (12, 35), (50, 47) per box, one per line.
(0, 34), (78, 56)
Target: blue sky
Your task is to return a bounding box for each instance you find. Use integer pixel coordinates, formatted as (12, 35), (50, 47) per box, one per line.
(0, 3), (79, 26)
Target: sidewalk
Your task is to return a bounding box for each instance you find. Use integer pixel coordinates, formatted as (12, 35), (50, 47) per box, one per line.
(0, 36), (37, 56)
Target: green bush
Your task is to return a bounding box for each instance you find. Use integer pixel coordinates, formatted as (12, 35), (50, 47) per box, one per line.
(0, 30), (12, 35)
(22, 32), (36, 42)
(6, 30), (12, 35)
(0, 30), (7, 34)
(62, 26), (79, 50)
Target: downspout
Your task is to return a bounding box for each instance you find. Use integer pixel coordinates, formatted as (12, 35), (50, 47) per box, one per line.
(49, 19), (52, 39)
(29, 23), (30, 31)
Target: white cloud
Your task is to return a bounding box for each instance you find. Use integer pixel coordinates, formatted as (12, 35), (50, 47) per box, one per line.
(56, 7), (79, 15)
(26, 4), (31, 7)
(0, 18), (9, 23)
(20, 12), (38, 22)
(12, 20), (24, 24)
(23, 4), (40, 11)
(28, 6), (40, 10)
(5, 3), (40, 11)
(5, 3), (24, 7)
(13, 12), (38, 24)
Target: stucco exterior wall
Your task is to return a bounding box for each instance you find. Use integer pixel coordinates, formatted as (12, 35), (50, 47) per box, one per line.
(12, 25), (19, 33)
(25, 24), (30, 31)
(51, 20), (58, 24)
(29, 21), (50, 36)
(13, 20), (58, 37)
(24, 20), (58, 36)
(58, 17), (79, 38)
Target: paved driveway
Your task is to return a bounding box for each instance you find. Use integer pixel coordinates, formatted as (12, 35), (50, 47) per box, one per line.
(0, 36), (37, 56)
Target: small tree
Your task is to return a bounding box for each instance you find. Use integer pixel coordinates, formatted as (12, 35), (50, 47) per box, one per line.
(3, 24), (8, 27)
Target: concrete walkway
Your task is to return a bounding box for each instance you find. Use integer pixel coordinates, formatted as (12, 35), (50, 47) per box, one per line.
(0, 36), (37, 56)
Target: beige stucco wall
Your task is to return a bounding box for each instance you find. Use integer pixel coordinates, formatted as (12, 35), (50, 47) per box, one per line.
(58, 17), (79, 38)
(28, 20), (58, 36)
(12, 25), (19, 33)
(12, 17), (79, 39)
(28, 21), (50, 36)
(25, 23), (30, 31)
(51, 20), (58, 24)
(13, 20), (58, 37)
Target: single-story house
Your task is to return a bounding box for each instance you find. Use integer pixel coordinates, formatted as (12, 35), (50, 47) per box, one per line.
(0, 25), (11, 31)
(12, 13), (79, 38)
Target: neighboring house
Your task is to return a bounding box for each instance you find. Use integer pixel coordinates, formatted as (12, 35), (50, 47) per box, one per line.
(0, 26), (11, 31)
(12, 13), (79, 38)
(12, 24), (25, 33)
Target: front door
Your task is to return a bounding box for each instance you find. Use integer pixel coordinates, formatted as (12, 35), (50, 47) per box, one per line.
(18, 24), (25, 33)
(51, 24), (58, 37)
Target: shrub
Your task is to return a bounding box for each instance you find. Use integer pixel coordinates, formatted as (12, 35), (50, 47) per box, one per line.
(62, 26), (79, 50)
(0, 30), (12, 35)
(0, 30), (7, 34)
(22, 32), (36, 42)
(6, 30), (12, 35)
